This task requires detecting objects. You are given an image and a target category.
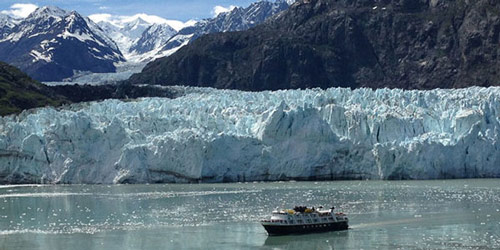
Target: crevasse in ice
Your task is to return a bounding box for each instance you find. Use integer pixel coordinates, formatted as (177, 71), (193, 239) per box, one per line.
(0, 87), (499, 184)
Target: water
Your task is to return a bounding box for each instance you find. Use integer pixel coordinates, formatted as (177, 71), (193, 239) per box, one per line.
(0, 180), (499, 249)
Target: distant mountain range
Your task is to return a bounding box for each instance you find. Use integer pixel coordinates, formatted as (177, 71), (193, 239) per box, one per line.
(0, 1), (292, 82)
(94, 0), (292, 63)
(129, 0), (500, 90)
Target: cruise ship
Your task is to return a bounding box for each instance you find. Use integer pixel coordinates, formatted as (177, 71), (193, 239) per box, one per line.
(261, 206), (348, 236)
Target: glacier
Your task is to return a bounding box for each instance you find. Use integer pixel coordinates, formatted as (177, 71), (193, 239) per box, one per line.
(0, 87), (499, 184)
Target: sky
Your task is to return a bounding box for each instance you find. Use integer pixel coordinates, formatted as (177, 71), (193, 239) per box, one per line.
(0, 0), (258, 21)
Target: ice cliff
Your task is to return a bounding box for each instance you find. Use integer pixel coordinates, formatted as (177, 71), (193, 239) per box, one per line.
(0, 87), (499, 184)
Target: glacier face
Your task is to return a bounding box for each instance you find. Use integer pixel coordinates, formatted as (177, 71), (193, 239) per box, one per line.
(0, 87), (499, 184)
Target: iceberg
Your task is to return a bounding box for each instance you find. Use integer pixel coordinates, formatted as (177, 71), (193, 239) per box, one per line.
(0, 87), (499, 184)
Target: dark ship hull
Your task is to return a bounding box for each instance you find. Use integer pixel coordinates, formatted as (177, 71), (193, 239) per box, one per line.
(263, 221), (348, 236)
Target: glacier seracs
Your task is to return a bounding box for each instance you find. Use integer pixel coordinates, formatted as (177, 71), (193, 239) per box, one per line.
(0, 87), (499, 184)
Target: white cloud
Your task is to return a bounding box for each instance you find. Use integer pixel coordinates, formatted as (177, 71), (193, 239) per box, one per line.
(212, 5), (237, 17)
(1, 3), (38, 18)
(88, 13), (112, 23)
(163, 19), (189, 31)
(183, 19), (198, 28)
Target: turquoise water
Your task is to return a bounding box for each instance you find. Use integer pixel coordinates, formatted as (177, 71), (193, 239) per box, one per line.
(0, 180), (499, 249)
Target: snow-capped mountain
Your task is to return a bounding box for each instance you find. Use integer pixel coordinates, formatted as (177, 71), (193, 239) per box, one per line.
(0, 6), (124, 81)
(153, 0), (291, 60)
(127, 23), (177, 61)
(0, 86), (498, 184)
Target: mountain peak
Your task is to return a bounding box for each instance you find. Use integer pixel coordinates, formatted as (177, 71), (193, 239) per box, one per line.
(28, 6), (70, 20)
(123, 16), (151, 31)
(132, 16), (149, 24)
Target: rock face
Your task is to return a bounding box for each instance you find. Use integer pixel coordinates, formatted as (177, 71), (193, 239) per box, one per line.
(0, 61), (66, 116)
(151, 0), (291, 60)
(129, 0), (500, 90)
(0, 6), (124, 81)
(0, 86), (498, 184)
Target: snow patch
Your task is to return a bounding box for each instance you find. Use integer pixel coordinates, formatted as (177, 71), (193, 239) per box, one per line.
(29, 49), (52, 62)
